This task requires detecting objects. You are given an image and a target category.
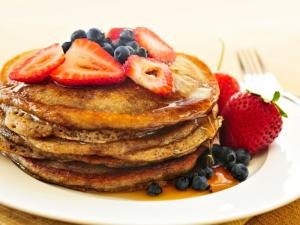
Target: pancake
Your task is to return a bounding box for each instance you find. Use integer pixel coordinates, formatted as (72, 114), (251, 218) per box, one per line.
(0, 113), (220, 162)
(1, 105), (200, 145)
(0, 133), (177, 168)
(2, 105), (164, 142)
(0, 52), (219, 130)
(4, 148), (204, 192)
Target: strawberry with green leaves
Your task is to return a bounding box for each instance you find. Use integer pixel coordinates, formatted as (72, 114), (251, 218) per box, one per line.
(221, 91), (287, 154)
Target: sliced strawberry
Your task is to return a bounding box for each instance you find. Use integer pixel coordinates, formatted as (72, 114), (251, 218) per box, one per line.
(9, 43), (64, 83)
(134, 27), (175, 63)
(124, 55), (173, 96)
(50, 39), (125, 86)
(106, 28), (125, 41)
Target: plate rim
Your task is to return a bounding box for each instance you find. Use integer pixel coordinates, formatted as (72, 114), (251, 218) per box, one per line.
(0, 98), (299, 225)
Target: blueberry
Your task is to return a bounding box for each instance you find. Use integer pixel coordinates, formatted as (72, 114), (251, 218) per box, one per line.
(120, 29), (134, 41)
(87, 28), (104, 43)
(226, 149), (237, 164)
(225, 162), (236, 171)
(212, 144), (223, 160)
(175, 176), (190, 190)
(103, 43), (114, 56)
(126, 46), (135, 55)
(62, 41), (71, 53)
(136, 47), (148, 57)
(126, 41), (139, 50)
(192, 176), (209, 191)
(203, 167), (214, 179)
(103, 37), (112, 44)
(231, 163), (249, 181)
(215, 146), (235, 165)
(71, 29), (86, 42)
(187, 171), (198, 182)
(114, 46), (130, 64)
(147, 182), (162, 196)
(195, 168), (207, 177)
(236, 148), (251, 166)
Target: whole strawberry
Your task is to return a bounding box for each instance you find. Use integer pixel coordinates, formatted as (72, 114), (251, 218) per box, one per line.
(215, 73), (240, 113)
(221, 91), (287, 154)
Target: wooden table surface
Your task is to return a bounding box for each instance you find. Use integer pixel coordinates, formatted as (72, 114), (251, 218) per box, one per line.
(0, 0), (299, 224)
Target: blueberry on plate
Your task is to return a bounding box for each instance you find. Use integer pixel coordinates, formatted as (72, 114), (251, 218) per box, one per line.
(236, 148), (251, 166)
(120, 29), (134, 41)
(102, 43), (114, 56)
(62, 41), (72, 53)
(136, 47), (148, 57)
(175, 176), (190, 190)
(114, 46), (130, 64)
(192, 176), (209, 191)
(212, 144), (223, 161)
(225, 161), (236, 171)
(71, 29), (87, 42)
(231, 163), (249, 181)
(225, 148), (237, 164)
(203, 166), (214, 179)
(147, 182), (162, 196)
(196, 168), (207, 177)
(87, 28), (104, 43)
(216, 146), (234, 165)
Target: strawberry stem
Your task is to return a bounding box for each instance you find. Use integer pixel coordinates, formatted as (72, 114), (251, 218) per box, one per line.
(246, 90), (288, 118)
(271, 91), (280, 102)
(216, 38), (225, 71)
(272, 91), (288, 118)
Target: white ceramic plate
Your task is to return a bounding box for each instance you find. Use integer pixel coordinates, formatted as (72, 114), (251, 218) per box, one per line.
(0, 98), (299, 225)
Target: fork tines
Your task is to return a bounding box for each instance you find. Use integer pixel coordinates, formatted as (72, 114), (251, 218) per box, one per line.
(237, 49), (266, 75)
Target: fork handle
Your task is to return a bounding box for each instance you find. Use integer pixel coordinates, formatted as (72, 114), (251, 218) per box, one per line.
(282, 91), (300, 107)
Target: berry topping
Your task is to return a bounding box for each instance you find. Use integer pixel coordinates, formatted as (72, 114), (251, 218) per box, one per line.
(126, 46), (135, 55)
(71, 29), (87, 42)
(126, 41), (139, 50)
(119, 29), (135, 41)
(175, 176), (190, 190)
(9, 43), (65, 83)
(106, 28), (125, 41)
(147, 182), (162, 196)
(235, 148), (251, 166)
(134, 27), (175, 63)
(87, 28), (105, 44)
(102, 42), (114, 56)
(50, 39), (125, 86)
(124, 55), (173, 96)
(136, 47), (148, 57)
(221, 91), (285, 154)
(114, 46), (131, 64)
(62, 41), (72, 53)
(230, 163), (249, 181)
(191, 175), (209, 191)
(215, 73), (240, 113)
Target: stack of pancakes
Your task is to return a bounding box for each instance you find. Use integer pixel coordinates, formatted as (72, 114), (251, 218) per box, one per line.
(0, 52), (220, 192)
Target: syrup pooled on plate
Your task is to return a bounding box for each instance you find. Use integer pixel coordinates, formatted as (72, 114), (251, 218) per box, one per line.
(102, 167), (238, 201)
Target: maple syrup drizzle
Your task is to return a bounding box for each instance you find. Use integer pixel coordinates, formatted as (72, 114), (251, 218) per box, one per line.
(101, 167), (238, 201)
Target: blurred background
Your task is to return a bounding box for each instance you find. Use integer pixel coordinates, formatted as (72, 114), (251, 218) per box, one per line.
(0, 0), (299, 95)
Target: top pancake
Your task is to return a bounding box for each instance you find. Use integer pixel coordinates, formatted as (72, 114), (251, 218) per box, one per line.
(0, 51), (219, 130)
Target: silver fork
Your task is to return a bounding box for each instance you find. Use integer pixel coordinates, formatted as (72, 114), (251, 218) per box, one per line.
(237, 49), (300, 106)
